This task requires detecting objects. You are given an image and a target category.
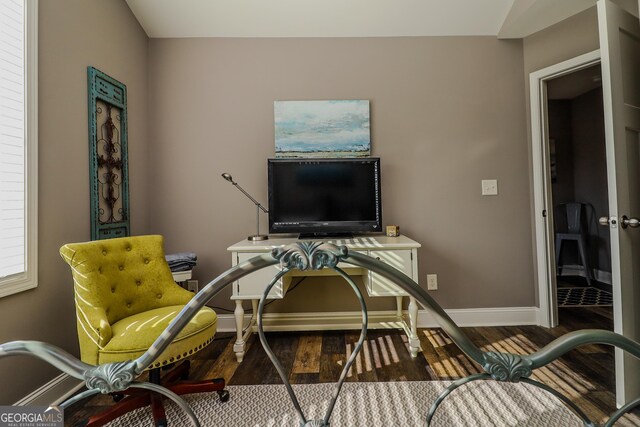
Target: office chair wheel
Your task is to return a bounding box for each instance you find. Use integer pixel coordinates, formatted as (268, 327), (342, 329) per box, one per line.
(218, 389), (230, 402)
(112, 392), (125, 402)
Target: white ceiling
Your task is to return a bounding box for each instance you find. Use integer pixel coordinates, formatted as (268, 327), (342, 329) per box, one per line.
(124, 0), (608, 39)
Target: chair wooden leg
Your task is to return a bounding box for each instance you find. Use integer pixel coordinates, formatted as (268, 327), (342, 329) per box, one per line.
(150, 392), (168, 427)
(167, 377), (226, 395)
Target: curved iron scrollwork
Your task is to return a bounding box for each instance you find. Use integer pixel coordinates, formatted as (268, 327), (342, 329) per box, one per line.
(96, 103), (124, 225)
(272, 241), (348, 271)
(83, 360), (137, 394)
(481, 352), (533, 382)
(260, 242), (367, 426)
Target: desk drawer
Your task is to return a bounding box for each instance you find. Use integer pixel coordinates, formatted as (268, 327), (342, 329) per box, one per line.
(366, 250), (413, 296)
(233, 252), (284, 299)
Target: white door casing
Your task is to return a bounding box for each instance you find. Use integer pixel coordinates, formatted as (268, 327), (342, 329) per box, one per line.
(597, 0), (640, 406)
(529, 50), (601, 328)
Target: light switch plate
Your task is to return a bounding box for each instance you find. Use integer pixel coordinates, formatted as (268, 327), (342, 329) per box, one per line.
(482, 179), (498, 196)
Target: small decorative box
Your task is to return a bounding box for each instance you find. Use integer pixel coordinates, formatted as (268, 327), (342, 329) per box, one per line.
(386, 225), (400, 237)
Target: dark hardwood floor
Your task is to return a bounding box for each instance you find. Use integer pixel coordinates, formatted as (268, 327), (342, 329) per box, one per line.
(65, 306), (640, 426)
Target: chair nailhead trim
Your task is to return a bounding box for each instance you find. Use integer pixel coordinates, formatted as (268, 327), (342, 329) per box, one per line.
(146, 335), (215, 369)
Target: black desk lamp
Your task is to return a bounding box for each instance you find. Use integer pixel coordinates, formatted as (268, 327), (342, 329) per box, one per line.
(221, 173), (269, 241)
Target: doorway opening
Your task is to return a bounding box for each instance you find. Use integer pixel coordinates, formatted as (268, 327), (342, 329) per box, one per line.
(545, 64), (613, 331)
(529, 49), (609, 329)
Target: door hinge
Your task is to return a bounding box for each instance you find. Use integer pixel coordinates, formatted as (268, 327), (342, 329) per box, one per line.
(542, 210), (547, 218)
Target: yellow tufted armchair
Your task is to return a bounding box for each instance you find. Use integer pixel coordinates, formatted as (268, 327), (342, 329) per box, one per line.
(60, 235), (228, 427)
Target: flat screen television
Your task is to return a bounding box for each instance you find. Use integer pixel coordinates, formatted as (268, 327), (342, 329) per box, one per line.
(268, 158), (382, 238)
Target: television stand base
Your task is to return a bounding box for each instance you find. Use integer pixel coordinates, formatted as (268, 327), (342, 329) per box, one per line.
(298, 232), (354, 239)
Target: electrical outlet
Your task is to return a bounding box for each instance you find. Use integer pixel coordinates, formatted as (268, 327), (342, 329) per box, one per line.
(427, 274), (438, 290)
(481, 179), (498, 196)
(186, 280), (198, 293)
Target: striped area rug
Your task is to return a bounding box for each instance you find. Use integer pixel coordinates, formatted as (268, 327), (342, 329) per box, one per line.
(106, 380), (582, 426)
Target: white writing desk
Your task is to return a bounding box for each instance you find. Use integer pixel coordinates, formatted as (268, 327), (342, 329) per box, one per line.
(227, 235), (421, 362)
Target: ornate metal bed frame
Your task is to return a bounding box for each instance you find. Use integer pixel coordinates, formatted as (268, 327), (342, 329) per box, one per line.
(2, 242), (639, 426)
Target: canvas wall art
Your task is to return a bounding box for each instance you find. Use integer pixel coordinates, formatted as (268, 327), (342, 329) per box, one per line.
(274, 100), (370, 158)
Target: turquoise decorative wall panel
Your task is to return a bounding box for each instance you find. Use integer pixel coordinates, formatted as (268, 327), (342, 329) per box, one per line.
(87, 67), (130, 240)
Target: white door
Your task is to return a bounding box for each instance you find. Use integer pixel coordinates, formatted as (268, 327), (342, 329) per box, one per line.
(597, 0), (640, 406)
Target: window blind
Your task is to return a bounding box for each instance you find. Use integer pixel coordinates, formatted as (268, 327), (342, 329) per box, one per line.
(0, 0), (25, 279)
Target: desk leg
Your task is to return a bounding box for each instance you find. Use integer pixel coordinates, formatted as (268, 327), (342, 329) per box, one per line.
(396, 296), (403, 318)
(252, 299), (258, 320)
(408, 296), (420, 357)
(233, 300), (246, 363)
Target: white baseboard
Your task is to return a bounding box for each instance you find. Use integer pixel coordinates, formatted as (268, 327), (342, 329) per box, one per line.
(216, 306), (539, 332)
(417, 306), (539, 327)
(14, 373), (83, 406)
(558, 265), (612, 285)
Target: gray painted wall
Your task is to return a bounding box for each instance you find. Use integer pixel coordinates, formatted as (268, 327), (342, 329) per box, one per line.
(0, 0), (149, 404)
(147, 36), (532, 312)
(548, 100), (576, 204)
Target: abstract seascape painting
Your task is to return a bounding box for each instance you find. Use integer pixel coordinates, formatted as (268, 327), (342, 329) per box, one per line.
(274, 100), (370, 158)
